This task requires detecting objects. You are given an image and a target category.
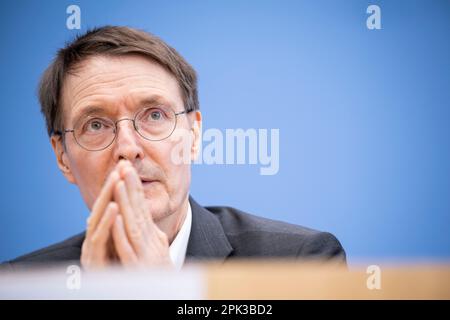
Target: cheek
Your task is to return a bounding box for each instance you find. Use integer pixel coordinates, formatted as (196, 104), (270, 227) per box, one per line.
(166, 162), (191, 196)
(157, 158), (191, 216)
(147, 141), (191, 195)
(140, 142), (191, 219)
(67, 150), (112, 209)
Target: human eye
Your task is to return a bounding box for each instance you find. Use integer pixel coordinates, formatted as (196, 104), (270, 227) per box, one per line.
(81, 117), (112, 134)
(142, 107), (169, 122)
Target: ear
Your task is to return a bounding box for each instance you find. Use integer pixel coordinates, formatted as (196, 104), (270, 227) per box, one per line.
(189, 111), (202, 161)
(50, 135), (76, 184)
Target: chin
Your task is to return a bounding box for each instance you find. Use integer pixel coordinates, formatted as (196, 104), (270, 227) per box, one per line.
(143, 192), (171, 222)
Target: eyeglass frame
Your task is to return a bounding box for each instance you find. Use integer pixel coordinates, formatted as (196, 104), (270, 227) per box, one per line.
(53, 106), (193, 151)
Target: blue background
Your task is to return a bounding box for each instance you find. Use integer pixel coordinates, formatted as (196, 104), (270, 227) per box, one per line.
(0, 0), (449, 266)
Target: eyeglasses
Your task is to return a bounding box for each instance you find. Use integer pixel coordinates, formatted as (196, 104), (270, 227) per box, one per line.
(54, 105), (191, 151)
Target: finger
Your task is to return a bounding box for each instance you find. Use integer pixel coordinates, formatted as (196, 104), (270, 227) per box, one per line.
(117, 159), (131, 180)
(114, 180), (147, 250)
(90, 202), (118, 247)
(112, 214), (138, 266)
(122, 165), (150, 224)
(86, 170), (120, 237)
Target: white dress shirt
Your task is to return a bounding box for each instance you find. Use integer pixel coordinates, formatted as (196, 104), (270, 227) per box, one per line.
(168, 202), (192, 270)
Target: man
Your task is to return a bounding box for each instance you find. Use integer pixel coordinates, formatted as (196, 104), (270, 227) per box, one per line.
(1, 26), (346, 271)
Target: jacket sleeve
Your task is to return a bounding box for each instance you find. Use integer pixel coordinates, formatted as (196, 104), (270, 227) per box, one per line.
(297, 232), (347, 265)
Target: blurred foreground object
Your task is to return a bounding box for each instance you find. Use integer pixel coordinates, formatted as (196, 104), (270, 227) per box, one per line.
(0, 261), (449, 299)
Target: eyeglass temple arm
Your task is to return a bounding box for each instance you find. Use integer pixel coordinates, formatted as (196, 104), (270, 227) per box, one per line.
(51, 129), (74, 136)
(175, 109), (194, 116)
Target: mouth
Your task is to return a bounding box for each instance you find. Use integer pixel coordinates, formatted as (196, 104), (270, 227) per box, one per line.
(140, 178), (158, 186)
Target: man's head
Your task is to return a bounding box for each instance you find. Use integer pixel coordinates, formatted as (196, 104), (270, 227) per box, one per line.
(39, 26), (202, 223)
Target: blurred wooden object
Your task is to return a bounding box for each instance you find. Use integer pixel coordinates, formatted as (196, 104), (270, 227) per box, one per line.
(206, 261), (450, 299)
(1, 261), (449, 299)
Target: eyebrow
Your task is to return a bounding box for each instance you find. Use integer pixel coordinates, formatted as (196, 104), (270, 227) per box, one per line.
(140, 96), (171, 107)
(71, 106), (110, 126)
(70, 95), (174, 125)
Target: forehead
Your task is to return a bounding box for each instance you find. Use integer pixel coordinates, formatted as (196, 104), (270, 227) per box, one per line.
(61, 54), (183, 121)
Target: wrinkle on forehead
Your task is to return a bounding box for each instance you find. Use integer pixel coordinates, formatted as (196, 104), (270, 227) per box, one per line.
(61, 55), (183, 125)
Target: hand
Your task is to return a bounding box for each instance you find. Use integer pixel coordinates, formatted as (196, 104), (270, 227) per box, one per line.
(81, 169), (121, 270)
(111, 160), (172, 268)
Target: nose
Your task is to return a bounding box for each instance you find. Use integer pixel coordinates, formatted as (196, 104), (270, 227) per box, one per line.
(112, 118), (145, 161)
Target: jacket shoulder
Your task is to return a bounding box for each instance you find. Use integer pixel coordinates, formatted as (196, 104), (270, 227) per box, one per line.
(1, 232), (85, 271)
(205, 205), (346, 263)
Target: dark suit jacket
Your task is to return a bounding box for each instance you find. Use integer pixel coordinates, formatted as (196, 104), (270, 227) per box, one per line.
(1, 197), (346, 270)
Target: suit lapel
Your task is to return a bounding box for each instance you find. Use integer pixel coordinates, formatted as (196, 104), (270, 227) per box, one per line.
(186, 196), (233, 262)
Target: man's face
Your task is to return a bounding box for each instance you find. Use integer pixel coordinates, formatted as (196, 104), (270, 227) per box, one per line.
(52, 55), (201, 222)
